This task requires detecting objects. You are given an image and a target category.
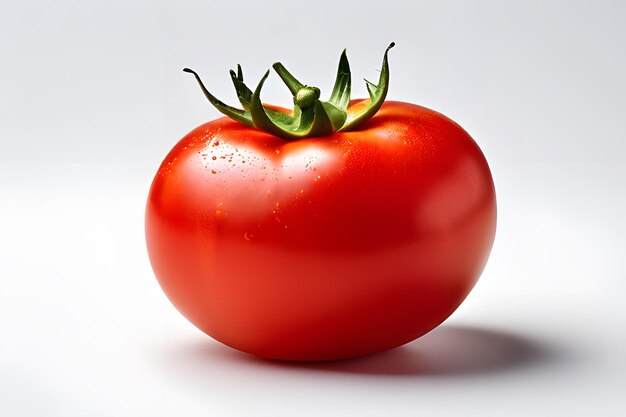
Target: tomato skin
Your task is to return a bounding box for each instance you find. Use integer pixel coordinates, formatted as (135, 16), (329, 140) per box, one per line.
(146, 101), (496, 361)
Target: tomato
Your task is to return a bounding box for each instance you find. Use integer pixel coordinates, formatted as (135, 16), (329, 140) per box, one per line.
(145, 100), (496, 361)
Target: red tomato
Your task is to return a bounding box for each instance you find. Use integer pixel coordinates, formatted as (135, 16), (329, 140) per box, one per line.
(146, 101), (496, 361)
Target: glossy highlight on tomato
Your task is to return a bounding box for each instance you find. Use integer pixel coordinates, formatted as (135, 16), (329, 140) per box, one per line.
(146, 100), (496, 361)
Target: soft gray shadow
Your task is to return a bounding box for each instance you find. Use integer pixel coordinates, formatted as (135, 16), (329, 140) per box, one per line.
(173, 325), (560, 378)
(265, 325), (557, 376)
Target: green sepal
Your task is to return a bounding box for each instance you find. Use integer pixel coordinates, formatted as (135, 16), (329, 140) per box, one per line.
(184, 43), (394, 139)
(340, 42), (395, 131)
(328, 49), (351, 111)
(320, 101), (347, 130)
(182, 68), (253, 127)
(229, 64), (252, 111)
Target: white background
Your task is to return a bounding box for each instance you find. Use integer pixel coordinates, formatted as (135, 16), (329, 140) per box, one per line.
(1, 0), (625, 415)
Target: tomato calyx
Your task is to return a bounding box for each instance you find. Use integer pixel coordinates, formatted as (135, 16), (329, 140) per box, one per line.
(183, 42), (395, 140)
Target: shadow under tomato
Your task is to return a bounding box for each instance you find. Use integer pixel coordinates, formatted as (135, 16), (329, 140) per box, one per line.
(171, 324), (559, 378)
(261, 325), (556, 377)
